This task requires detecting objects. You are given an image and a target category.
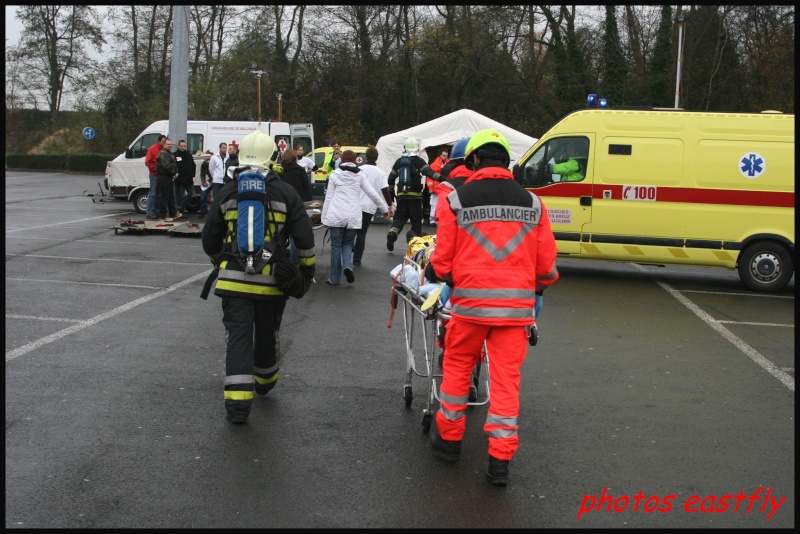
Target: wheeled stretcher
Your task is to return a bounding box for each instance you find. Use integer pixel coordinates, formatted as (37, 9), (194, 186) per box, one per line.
(389, 257), (490, 433)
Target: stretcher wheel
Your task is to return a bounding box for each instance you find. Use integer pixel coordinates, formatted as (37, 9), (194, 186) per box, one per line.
(403, 385), (413, 408)
(422, 413), (432, 433)
(469, 365), (480, 403)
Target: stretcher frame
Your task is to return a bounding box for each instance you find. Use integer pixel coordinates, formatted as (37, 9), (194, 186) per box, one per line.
(391, 257), (490, 433)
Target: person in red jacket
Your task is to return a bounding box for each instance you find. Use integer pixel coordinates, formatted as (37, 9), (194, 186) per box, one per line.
(144, 134), (167, 219)
(427, 128), (559, 487)
(425, 149), (449, 226)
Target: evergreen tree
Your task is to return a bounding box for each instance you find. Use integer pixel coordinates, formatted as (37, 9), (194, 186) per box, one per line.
(648, 5), (675, 107)
(601, 6), (628, 105)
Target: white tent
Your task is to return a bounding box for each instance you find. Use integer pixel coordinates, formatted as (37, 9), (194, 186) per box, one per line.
(374, 108), (538, 176)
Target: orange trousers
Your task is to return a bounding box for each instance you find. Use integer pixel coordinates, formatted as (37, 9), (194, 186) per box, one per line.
(435, 317), (529, 461)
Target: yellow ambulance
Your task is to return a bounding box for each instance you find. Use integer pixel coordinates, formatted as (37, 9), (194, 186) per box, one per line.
(512, 107), (794, 292)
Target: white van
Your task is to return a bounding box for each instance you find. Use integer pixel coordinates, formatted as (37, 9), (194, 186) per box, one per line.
(94, 120), (314, 213)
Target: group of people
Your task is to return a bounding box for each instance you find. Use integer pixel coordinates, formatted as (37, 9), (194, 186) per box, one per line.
(199, 125), (561, 489)
(144, 135), (198, 221)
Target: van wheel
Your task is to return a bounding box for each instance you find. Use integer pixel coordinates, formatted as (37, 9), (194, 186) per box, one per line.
(131, 190), (148, 214)
(185, 194), (200, 213)
(737, 242), (793, 293)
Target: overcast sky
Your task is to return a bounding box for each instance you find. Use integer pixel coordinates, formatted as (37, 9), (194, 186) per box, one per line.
(5, 5), (110, 59)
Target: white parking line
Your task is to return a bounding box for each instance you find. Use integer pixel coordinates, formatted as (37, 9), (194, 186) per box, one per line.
(679, 289), (794, 299)
(631, 264), (794, 391)
(4, 212), (127, 233)
(7, 253), (208, 266)
(661, 282), (793, 391)
(6, 314), (86, 323)
(6, 278), (162, 290)
(716, 320), (794, 327)
(5, 271), (211, 362)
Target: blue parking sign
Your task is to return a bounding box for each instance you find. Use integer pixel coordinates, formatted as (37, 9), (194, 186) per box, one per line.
(82, 127), (95, 140)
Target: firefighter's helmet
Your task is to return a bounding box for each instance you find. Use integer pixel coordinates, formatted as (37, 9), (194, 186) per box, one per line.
(239, 130), (278, 169)
(403, 137), (420, 153)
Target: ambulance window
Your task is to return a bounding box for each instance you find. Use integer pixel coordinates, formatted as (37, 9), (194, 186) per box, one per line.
(187, 134), (204, 155)
(521, 137), (589, 187)
(521, 146), (548, 187)
(292, 136), (312, 156)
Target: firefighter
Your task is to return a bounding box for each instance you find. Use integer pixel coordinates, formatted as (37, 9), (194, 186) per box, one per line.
(426, 128), (559, 486)
(201, 131), (316, 424)
(386, 137), (442, 250)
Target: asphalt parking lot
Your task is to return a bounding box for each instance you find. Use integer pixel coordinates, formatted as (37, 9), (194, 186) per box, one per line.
(5, 171), (794, 528)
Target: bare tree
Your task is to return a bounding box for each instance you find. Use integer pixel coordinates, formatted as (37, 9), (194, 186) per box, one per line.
(10, 6), (104, 120)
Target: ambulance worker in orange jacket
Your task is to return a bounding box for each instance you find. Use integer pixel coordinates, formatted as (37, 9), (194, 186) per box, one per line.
(426, 128), (559, 486)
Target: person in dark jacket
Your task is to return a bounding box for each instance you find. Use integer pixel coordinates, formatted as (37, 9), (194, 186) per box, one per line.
(155, 138), (181, 220)
(173, 139), (197, 215)
(386, 137), (441, 251)
(202, 131), (316, 425)
(223, 143), (240, 184)
(278, 149), (314, 263)
(278, 149), (313, 202)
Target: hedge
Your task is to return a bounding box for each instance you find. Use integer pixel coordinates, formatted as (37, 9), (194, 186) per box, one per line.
(5, 153), (117, 173)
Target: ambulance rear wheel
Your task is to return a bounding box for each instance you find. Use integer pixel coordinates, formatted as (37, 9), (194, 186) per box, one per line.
(737, 242), (793, 293)
(132, 190), (148, 214)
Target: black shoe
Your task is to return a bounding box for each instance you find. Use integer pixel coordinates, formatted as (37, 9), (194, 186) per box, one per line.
(226, 412), (248, 424)
(430, 429), (461, 462)
(255, 383), (274, 397)
(387, 231), (397, 251)
(344, 267), (355, 283)
(353, 259), (361, 265)
(487, 455), (510, 486)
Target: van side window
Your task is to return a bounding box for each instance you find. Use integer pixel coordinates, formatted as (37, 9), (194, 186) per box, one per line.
(187, 134), (203, 155)
(314, 151), (326, 169)
(129, 133), (161, 159)
(522, 137), (589, 187)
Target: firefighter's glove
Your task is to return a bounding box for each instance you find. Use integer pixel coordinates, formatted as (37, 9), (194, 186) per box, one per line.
(273, 260), (301, 297)
(270, 164), (284, 174)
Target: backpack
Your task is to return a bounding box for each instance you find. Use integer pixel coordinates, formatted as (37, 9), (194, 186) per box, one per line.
(236, 171), (271, 273)
(398, 155), (412, 193)
(200, 169), (304, 300)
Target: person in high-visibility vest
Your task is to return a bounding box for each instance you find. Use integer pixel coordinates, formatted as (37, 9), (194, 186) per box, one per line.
(426, 149), (449, 226)
(427, 128), (559, 486)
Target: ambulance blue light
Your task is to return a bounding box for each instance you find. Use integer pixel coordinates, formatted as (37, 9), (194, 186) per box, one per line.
(599, 99), (608, 109)
(587, 94), (598, 108)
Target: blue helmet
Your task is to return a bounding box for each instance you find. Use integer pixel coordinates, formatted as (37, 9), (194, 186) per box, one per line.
(449, 137), (471, 161)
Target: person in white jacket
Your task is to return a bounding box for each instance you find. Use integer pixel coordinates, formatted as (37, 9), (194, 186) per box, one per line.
(321, 150), (389, 285)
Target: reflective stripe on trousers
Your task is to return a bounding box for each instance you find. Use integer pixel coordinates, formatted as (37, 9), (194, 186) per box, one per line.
(221, 296), (286, 408)
(435, 317), (528, 461)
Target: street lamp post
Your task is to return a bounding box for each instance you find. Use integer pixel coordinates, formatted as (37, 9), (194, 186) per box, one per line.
(674, 15), (686, 109)
(277, 93), (282, 122)
(251, 65), (265, 125)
